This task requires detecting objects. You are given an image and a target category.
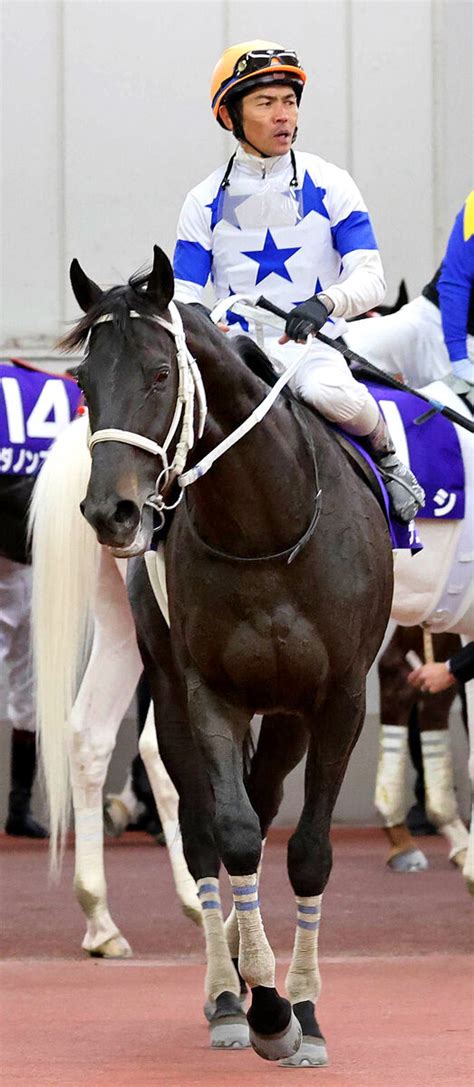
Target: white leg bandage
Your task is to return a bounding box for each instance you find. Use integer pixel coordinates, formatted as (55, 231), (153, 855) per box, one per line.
(285, 895), (323, 1006)
(230, 873), (275, 989)
(225, 838), (266, 959)
(197, 878), (240, 1001)
(375, 725), (409, 826)
(421, 731), (458, 826)
(420, 731), (468, 859)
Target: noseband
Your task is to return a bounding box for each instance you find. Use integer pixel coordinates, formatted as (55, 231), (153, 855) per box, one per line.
(88, 302), (207, 522)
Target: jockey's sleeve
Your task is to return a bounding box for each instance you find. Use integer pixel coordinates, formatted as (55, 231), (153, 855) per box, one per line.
(448, 640), (474, 685)
(314, 170), (386, 320)
(437, 192), (474, 363)
(173, 192), (213, 305)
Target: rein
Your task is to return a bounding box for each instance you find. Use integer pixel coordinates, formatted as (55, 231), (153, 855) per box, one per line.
(87, 298), (323, 561)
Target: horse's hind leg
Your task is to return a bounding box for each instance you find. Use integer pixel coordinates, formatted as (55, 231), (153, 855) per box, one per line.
(462, 639), (474, 895)
(137, 706), (202, 927)
(375, 630), (428, 872)
(418, 687), (468, 869)
(71, 552), (142, 958)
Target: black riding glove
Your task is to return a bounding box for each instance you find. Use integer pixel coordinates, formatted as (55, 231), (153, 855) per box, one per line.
(285, 295), (331, 343)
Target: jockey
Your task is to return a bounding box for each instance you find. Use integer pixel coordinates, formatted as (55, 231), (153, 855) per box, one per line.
(345, 191), (474, 399)
(173, 40), (424, 523)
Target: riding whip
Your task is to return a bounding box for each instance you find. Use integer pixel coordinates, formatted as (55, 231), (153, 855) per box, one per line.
(255, 296), (474, 435)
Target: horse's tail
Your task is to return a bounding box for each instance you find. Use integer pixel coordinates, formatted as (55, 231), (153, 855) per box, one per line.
(30, 413), (100, 872)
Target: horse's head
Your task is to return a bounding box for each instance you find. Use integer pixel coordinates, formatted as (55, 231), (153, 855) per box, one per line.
(66, 246), (186, 556)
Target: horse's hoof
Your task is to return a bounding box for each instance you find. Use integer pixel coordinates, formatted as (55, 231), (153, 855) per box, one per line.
(450, 848), (467, 870)
(279, 1036), (329, 1068)
(388, 848), (428, 872)
(208, 991), (250, 1048)
(204, 991), (247, 1023)
(249, 1011), (302, 1062)
(180, 900), (203, 927)
(89, 934), (132, 958)
(103, 797), (130, 838)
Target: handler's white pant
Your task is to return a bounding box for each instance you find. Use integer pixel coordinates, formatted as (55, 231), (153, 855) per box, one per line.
(344, 295), (474, 388)
(0, 556), (35, 733)
(268, 335), (379, 435)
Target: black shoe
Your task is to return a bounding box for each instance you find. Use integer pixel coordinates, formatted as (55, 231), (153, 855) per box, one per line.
(5, 809), (48, 839)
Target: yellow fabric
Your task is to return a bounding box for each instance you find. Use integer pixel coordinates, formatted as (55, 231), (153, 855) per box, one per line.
(463, 190), (474, 242)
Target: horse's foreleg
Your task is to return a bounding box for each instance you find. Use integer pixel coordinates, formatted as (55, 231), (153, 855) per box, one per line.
(137, 707), (202, 927)
(280, 690), (366, 1070)
(71, 553), (142, 957)
(187, 677), (299, 1063)
(128, 561), (246, 1046)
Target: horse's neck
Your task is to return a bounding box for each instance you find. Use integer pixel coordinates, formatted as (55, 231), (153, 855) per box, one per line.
(184, 332), (322, 556)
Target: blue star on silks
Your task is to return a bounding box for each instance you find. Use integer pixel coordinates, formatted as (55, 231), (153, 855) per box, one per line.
(225, 285), (249, 331)
(206, 188), (249, 231)
(242, 230), (300, 285)
(294, 172), (329, 222)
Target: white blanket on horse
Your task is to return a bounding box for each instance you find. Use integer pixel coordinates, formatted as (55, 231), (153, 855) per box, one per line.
(391, 382), (474, 634)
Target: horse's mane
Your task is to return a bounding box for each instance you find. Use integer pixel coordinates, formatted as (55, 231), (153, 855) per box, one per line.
(60, 273), (290, 405)
(58, 271), (162, 352)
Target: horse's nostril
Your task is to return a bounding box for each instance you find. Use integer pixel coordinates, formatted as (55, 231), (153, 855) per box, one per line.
(114, 500), (139, 526)
(79, 500), (86, 516)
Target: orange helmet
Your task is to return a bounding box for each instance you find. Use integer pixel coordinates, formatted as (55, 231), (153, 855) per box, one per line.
(211, 40), (307, 127)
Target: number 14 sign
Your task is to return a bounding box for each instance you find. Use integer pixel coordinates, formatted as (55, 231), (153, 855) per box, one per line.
(0, 364), (81, 476)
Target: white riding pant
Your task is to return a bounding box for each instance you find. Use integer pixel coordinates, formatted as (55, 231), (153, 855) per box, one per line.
(344, 295), (474, 388)
(0, 556), (35, 733)
(267, 335), (379, 435)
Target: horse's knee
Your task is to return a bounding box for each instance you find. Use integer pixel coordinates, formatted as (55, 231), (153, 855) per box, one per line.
(287, 830), (332, 898)
(215, 807), (261, 876)
(71, 730), (115, 791)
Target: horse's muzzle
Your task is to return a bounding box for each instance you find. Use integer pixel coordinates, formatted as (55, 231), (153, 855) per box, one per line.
(81, 494), (146, 551)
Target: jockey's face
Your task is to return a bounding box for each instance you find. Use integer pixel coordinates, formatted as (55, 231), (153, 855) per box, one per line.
(223, 83), (298, 157)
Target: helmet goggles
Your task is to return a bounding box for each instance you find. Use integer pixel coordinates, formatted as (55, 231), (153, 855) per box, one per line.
(233, 49), (300, 78)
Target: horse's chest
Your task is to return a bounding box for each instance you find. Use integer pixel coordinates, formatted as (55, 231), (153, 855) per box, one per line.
(179, 598), (326, 710)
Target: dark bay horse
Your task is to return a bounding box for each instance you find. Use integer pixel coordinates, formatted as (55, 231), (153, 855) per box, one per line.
(61, 246), (393, 1065)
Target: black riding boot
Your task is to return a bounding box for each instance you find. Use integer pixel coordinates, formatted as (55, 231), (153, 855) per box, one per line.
(363, 411), (425, 523)
(5, 729), (48, 838)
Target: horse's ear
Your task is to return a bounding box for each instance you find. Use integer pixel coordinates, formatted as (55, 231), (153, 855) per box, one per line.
(146, 245), (175, 311)
(396, 280), (409, 310)
(70, 259), (103, 313)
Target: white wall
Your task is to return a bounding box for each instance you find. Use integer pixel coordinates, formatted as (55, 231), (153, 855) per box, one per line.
(2, 0), (473, 347)
(1, 0), (472, 820)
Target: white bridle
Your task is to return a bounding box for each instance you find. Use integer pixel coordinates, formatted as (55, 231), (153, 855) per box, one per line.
(88, 296), (313, 513)
(88, 301), (207, 518)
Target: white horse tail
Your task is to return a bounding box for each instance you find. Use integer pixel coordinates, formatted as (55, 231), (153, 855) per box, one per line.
(30, 413), (100, 871)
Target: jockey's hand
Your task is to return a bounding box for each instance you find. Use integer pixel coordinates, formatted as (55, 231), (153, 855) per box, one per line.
(281, 295), (332, 345)
(217, 322), (230, 333)
(407, 662), (456, 694)
(452, 358), (474, 385)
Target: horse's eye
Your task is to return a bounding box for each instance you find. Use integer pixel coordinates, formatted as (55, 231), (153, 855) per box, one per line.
(153, 367), (170, 386)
